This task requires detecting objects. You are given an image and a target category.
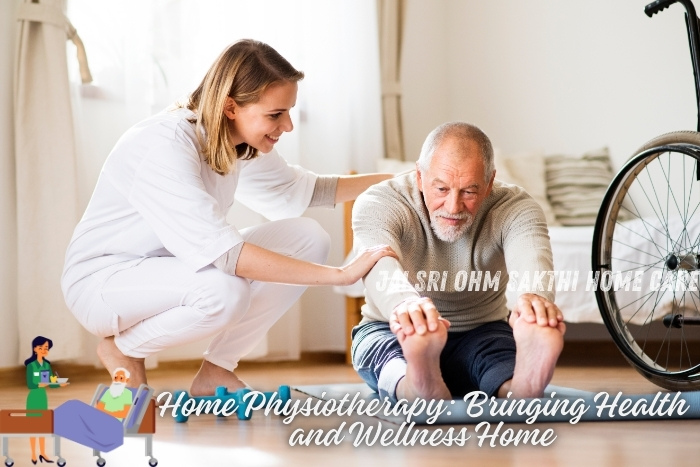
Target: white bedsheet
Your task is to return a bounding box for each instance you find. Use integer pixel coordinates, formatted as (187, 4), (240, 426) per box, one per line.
(507, 225), (602, 323)
(508, 217), (700, 324)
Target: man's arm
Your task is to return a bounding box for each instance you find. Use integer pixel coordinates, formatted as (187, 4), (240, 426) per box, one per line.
(96, 392), (133, 419)
(353, 181), (448, 336)
(109, 404), (131, 420)
(353, 184), (420, 320)
(111, 391), (134, 420)
(502, 194), (563, 328)
(96, 393), (119, 416)
(362, 256), (420, 318)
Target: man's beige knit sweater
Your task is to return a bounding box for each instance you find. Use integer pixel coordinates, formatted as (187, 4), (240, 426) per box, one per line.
(352, 172), (555, 332)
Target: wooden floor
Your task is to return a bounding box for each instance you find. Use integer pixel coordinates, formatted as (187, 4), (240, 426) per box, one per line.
(1, 347), (698, 467)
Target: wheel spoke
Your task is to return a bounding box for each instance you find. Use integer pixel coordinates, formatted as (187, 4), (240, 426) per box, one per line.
(643, 162), (671, 240)
(615, 217), (668, 250)
(613, 264), (664, 275)
(658, 153), (685, 226)
(624, 192), (669, 239)
(625, 195), (668, 259)
(611, 240), (664, 263)
(617, 289), (663, 324)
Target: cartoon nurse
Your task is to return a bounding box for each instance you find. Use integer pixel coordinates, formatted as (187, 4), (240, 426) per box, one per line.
(24, 336), (66, 464)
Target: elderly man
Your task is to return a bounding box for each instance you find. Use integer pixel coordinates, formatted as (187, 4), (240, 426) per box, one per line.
(351, 122), (565, 402)
(97, 367), (134, 420)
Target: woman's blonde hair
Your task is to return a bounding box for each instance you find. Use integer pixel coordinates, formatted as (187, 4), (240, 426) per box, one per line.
(185, 40), (304, 175)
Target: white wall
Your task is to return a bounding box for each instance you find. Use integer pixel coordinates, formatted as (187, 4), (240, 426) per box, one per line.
(401, 0), (450, 161)
(297, 1), (384, 352)
(0, 0), (19, 368)
(401, 0), (696, 168)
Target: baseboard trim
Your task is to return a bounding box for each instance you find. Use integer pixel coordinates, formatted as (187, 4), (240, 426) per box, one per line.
(558, 341), (628, 366)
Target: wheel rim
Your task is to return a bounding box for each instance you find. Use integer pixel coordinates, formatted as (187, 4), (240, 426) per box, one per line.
(594, 144), (700, 384)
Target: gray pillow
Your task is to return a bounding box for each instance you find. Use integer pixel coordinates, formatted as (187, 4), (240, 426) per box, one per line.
(545, 148), (615, 226)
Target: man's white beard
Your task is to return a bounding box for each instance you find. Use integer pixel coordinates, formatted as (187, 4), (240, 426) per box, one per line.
(430, 209), (473, 242)
(109, 381), (127, 398)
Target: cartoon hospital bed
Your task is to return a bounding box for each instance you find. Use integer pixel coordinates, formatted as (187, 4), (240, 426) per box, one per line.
(1, 384), (157, 467)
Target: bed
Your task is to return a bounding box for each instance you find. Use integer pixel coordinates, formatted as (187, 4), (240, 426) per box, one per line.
(0, 384), (157, 467)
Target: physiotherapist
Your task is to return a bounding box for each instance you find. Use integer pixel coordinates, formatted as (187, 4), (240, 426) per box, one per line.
(61, 39), (396, 396)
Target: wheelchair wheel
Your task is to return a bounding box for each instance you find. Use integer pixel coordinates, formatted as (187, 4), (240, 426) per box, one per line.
(593, 131), (700, 390)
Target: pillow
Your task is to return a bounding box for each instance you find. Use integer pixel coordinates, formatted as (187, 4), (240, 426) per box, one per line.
(544, 147), (616, 226)
(494, 149), (560, 227)
(493, 155), (519, 186)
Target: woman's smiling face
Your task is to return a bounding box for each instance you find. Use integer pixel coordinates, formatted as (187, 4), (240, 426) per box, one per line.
(225, 80), (297, 154)
(34, 341), (50, 359)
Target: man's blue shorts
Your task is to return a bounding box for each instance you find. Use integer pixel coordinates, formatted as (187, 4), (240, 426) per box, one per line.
(351, 320), (516, 401)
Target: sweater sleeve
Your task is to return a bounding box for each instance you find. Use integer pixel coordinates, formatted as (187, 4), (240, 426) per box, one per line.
(212, 242), (245, 276)
(501, 193), (556, 303)
(309, 175), (339, 208)
(352, 185), (420, 321)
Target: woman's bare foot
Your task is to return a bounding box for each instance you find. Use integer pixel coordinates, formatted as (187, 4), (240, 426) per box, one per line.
(395, 321), (451, 401)
(190, 360), (249, 397)
(97, 337), (147, 388)
(508, 316), (565, 398)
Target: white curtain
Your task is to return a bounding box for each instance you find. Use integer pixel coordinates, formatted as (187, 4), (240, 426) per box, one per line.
(377, 0), (406, 160)
(14, 0), (96, 364)
(65, 0), (383, 359)
(0, 1), (19, 369)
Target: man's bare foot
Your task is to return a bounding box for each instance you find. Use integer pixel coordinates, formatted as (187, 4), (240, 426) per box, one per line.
(507, 316), (565, 398)
(96, 337), (147, 388)
(395, 321), (451, 401)
(190, 360), (249, 397)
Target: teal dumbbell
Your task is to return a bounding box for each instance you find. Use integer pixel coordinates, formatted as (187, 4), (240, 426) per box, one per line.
(172, 385), (291, 423)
